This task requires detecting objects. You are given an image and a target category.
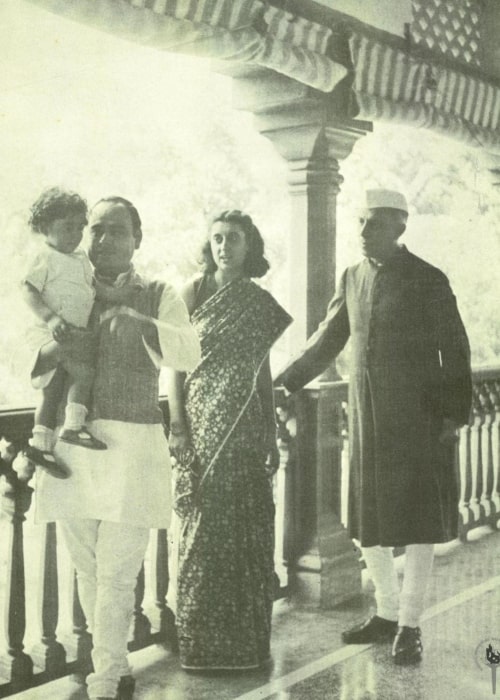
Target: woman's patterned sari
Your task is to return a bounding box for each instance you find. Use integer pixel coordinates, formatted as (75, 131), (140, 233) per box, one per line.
(175, 277), (291, 669)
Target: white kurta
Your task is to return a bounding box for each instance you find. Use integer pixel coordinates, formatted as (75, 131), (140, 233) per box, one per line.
(24, 245), (95, 329)
(34, 278), (201, 529)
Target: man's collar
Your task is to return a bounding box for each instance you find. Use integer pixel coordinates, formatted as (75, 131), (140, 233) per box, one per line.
(115, 266), (134, 287)
(369, 244), (406, 268)
(96, 265), (144, 289)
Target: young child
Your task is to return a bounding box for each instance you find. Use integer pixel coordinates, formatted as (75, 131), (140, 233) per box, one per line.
(22, 187), (106, 478)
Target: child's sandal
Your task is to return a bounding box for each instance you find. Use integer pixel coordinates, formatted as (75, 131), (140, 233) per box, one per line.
(25, 445), (70, 479)
(58, 427), (107, 450)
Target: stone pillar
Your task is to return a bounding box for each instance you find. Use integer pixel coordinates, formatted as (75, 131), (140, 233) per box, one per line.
(283, 123), (369, 346)
(266, 120), (369, 607)
(225, 65), (372, 606)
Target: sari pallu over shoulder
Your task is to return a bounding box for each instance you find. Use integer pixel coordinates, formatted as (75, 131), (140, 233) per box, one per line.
(184, 278), (292, 490)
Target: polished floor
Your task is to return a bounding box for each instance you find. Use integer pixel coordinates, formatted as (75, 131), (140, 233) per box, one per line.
(10, 529), (500, 700)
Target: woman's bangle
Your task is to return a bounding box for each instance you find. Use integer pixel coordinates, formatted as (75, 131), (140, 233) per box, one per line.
(170, 422), (188, 436)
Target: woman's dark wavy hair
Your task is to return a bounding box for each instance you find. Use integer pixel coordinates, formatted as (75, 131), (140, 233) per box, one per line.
(200, 210), (270, 278)
(29, 187), (87, 234)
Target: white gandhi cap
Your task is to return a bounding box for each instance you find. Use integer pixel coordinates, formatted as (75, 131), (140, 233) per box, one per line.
(364, 189), (408, 213)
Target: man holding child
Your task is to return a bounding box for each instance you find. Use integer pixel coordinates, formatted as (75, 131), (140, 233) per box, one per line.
(32, 196), (200, 700)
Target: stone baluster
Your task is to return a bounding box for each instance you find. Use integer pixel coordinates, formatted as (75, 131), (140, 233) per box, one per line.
(457, 422), (473, 537)
(150, 529), (177, 649)
(315, 379), (357, 607)
(479, 382), (495, 523)
(274, 389), (297, 593)
(0, 438), (17, 476)
(488, 380), (500, 527)
(340, 396), (350, 527)
(292, 387), (320, 598)
(31, 522), (67, 678)
(130, 564), (151, 650)
(469, 386), (485, 526)
(0, 444), (34, 692)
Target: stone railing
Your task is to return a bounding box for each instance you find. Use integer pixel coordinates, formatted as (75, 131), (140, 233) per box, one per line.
(0, 366), (499, 695)
(0, 402), (175, 697)
(458, 366), (500, 537)
(272, 365), (500, 607)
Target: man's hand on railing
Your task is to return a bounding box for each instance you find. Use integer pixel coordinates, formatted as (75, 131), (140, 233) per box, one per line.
(273, 380), (291, 398)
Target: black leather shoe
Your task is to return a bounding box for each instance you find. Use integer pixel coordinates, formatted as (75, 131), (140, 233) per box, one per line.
(24, 446), (70, 479)
(392, 626), (423, 664)
(342, 615), (398, 644)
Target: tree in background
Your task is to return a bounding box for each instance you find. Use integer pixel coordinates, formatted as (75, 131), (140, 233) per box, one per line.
(0, 96), (289, 406)
(1, 66), (498, 405)
(338, 123), (500, 368)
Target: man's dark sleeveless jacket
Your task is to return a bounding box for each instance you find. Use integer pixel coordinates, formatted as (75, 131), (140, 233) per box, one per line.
(279, 246), (472, 547)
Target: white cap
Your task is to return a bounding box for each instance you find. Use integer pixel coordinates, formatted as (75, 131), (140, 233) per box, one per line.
(364, 189), (408, 213)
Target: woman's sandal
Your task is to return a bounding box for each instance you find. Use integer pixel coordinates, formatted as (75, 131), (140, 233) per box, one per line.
(25, 445), (70, 479)
(58, 427), (107, 450)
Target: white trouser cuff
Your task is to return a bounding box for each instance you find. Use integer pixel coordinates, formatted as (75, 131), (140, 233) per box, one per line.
(361, 545), (399, 622)
(399, 544), (434, 627)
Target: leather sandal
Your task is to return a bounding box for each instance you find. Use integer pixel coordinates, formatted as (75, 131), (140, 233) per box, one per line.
(58, 427), (107, 450)
(25, 446), (70, 479)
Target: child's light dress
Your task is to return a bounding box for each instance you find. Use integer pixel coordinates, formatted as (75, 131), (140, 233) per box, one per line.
(24, 245), (95, 388)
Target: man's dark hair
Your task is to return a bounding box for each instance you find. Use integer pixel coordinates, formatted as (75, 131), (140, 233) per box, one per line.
(91, 196), (142, 243)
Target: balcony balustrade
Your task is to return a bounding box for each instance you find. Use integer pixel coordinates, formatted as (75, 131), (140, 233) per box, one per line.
(0, 366), (498, 696)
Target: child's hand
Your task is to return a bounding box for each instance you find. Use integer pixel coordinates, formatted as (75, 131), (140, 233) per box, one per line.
(60, 327), (98, 365)
(94, 279), (140, 305)
(47, 314), (71, 343)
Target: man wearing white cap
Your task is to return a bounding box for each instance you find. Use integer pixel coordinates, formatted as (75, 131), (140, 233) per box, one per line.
(275, 189), (472, 665)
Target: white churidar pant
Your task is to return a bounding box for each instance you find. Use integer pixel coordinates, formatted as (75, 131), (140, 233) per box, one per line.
(361, 544), (435, 627)
(59, 519), (150, 700)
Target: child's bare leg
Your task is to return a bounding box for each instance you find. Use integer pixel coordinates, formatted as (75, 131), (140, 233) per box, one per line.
(32, 340), (62, 382)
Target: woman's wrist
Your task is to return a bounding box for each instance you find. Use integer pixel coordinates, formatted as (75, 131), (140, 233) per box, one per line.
(170, 421), (188, 436)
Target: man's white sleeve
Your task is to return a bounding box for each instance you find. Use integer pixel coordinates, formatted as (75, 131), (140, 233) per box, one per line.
(144, 284), (201, 372)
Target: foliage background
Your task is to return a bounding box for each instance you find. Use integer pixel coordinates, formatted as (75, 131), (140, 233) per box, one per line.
(0, 0), (499, 407)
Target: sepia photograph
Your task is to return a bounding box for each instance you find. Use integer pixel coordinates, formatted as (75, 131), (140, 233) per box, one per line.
(0, 1), (499, 698)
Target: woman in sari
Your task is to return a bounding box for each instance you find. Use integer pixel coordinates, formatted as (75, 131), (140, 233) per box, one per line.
(168, 210), (292, 670)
